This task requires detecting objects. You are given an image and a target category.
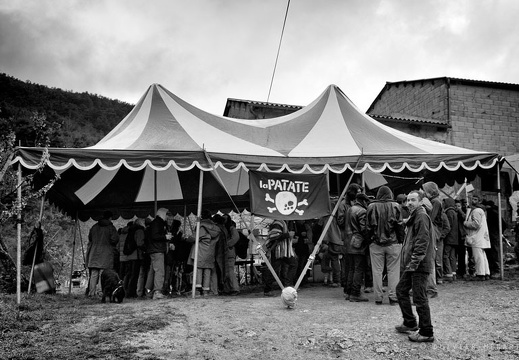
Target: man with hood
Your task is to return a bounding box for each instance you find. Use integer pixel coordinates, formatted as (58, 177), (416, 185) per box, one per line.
(442, 198), (459, 282)
(86, 210), (119, 298)
(146, 207), (173, 299)
(395, 190), (435, 342)
(367, 185), (403, 305)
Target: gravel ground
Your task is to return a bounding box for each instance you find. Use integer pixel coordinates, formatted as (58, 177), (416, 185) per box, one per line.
(2, 268), (519, 360)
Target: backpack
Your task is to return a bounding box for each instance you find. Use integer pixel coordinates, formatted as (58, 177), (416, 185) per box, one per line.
(234, 231), (250, 259)
(123, 226), (138, 255)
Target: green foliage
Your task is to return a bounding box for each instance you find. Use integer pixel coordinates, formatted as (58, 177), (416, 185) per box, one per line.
(0, 72), (133, 293)
(0, 72), (133, 147)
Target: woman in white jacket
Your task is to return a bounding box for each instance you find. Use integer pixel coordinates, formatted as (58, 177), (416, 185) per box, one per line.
(463, 195), (490, 280)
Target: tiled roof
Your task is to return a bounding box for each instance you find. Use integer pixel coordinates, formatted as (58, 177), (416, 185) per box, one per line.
(226, 98), (303, 110)
(386, 76), (519, 90)
(369, 114), (448, 127)
(368, 76), (519, 112)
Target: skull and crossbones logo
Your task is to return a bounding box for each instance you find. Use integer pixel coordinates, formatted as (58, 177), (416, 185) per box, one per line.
(265, 191), (308, 216)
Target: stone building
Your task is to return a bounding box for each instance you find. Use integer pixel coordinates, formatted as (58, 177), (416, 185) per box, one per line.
(223, 98), (302, 119)
(366, 77), (519, 156)
(367, 77), (519, 219)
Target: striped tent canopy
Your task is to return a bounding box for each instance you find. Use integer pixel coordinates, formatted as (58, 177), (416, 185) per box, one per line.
(13, 84), (500, 220)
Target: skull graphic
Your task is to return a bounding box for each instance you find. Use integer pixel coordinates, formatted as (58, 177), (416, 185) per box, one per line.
(275, 191), (298, 215)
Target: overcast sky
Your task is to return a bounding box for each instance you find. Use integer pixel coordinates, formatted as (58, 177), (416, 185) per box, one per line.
(1, 0), (518, 115)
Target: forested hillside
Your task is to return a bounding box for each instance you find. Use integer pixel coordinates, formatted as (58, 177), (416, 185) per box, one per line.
(0, 72), (133, 147)
(0, 73), (134, 293)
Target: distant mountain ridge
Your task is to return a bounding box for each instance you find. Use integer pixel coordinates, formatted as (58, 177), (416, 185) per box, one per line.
(0, 72), (134, 148)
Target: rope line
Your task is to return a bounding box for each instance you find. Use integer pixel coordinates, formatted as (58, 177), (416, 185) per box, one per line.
(267, 0), (291, 103)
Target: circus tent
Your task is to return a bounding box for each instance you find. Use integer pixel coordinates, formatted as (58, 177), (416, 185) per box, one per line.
(13, 84), (500, 220)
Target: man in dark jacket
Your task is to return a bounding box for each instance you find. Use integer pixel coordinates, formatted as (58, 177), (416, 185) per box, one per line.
(483, 200), (506, 279)
(395, 190), (435, 342)
(367, 186), (402, 305)
(86, 210), (119, 298)
(345, 193), (371, 302)
(442, 198), (459, 282)
(146, 208), (172, 300)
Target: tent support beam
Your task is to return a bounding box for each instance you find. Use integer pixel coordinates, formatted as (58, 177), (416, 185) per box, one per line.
(27, 195), (45, 294)
(68, 215), (78, 295)
(16, 162), (22, 305)
(497, 166), (504, 280)
(191, 169), (204, 298)
(154, 169), (157, 216)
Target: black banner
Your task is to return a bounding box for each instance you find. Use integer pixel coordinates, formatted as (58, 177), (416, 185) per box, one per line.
(249, 170), (331, 220)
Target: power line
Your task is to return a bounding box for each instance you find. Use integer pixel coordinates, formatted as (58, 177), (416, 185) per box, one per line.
(267, 0), (291, 103)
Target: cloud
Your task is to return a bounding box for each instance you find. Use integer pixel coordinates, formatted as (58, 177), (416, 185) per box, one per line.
(1, 0), (518, 114)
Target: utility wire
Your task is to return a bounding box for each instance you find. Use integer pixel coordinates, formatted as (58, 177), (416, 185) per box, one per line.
(267, 0), (291, 103)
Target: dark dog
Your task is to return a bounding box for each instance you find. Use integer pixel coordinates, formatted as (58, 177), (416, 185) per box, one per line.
(100, 269), (125, 303)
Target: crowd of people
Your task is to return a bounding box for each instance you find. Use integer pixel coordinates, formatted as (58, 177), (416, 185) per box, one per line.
(84, 181), (506, 343)
(259, 181), (504, 343)
(85, 208), (242, 300)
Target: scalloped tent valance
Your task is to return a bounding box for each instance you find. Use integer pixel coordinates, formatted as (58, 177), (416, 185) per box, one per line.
(12, 84), (500, 220)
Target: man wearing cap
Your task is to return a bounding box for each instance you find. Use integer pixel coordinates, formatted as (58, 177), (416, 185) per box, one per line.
(146, 208), (173, 299)
(86, 210), (119, 298)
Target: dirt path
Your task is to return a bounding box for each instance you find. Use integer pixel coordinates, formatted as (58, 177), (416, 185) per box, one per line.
(3, 273), (519, 359)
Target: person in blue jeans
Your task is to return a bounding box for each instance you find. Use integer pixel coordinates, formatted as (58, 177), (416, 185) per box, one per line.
(367, 186), (403, 305)
(395, 190), (435, 342)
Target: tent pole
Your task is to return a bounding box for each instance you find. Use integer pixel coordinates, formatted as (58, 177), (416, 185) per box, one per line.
(244, 212), (284, 290)
(191, 169), (204, 298)
(16, 161), (22, 305)
(497, 166), (504, 280)
(183, 205), (187, 235)
(154, 169), (158, 216)
(78, 220), (87, 271)
(27, 195), (45, 294)
(68, 216), (78, 295)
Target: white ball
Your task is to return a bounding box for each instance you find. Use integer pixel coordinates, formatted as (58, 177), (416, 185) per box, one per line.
(242, 229), (249, 236)
(281, 286), (297, 308)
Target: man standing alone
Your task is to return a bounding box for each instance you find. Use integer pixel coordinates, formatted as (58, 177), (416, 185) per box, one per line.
(395, 190), (435, 342)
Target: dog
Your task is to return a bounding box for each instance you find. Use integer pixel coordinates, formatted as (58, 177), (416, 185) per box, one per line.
(100, 268), (125, 303)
